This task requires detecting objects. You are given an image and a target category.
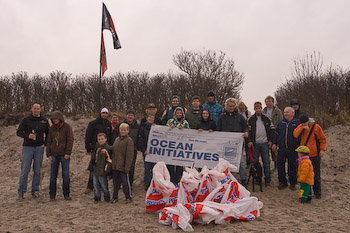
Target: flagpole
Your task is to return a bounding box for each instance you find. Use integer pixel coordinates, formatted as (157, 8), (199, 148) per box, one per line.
(98, 3), (104, 112)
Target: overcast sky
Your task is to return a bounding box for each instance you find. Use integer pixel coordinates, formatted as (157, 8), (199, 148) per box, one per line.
(1, 0), (349, 109)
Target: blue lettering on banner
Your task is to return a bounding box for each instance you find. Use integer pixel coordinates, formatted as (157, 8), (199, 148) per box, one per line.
(160, 140), (167, 147)
(177, 151), (184, 158)
(168, 141), (176, 149)
(204, 153), (211, 161)
(212, 153), (219, 161)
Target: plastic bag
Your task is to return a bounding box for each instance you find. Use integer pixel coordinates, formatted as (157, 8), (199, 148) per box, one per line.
(145, 162), (175, 212)
(184, 202), (220, 225)
(159, 204), (193, 232)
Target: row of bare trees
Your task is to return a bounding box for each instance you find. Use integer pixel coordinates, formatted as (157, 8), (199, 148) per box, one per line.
(275, 52), (350, 127)
(0, 49), (244, 117)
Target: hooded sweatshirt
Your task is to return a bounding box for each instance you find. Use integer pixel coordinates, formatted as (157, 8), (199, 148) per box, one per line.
(46, 111), (74, 157)
(166, 107), (190, 129)
(202, 91), (224, 124)
(298, 155), (314, 185)
(161, 95), (185, 125)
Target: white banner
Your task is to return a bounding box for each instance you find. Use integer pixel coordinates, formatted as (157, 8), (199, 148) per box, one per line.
(145, 125), (244, 171)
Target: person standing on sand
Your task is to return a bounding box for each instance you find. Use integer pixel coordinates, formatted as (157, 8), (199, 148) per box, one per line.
(272, 107), (300, 191)
(16, 103), (50, 199)
(46, 111), (74, 201)
(84, 108), (112, 194)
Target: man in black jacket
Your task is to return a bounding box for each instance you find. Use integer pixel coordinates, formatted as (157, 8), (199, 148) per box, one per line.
(248, 102), (274, 186)
(17, 103), (49, 199)
(84, 108), (112, 194)
(217, 98), (248, 187)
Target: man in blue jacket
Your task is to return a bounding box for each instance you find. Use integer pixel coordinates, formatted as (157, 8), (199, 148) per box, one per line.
(272, 107), (300, 190)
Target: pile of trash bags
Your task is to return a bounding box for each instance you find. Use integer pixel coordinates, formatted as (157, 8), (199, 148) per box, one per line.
(145, 158), (263, 231)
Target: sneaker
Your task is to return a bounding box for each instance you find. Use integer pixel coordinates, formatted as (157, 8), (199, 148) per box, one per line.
(124, 199), (133, 204)
(50, 197), (56, 202)
(84, 188), (93, 194)
(94, 200), (99, 204)
(32, 192), (41, 199)
(112, 199), (118, 203)
(278, 183), (288, 190)
(64, 196), (72, 201)
(290, 184), (297, 190)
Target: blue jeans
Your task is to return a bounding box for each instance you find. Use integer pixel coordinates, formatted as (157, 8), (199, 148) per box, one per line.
(143, 152), (155, 187)
(18, 146), (44, 195)
(239, 151), (247, 181)
(255, 142), (271, 183)
(277, 147), (297, 185)
(49, 155), (70, 198)
(93, 166), (110, 201)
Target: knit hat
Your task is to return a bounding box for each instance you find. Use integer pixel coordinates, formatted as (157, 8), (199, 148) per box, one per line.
(100, 108), (109, 114)
(299, 114), (309, 123)
(126, 109), (136, 116)
(208, 91), (215, 97)
(290, 99), (301, 107)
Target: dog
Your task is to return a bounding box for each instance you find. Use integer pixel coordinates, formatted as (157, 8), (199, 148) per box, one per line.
(247, 159), (263, 192)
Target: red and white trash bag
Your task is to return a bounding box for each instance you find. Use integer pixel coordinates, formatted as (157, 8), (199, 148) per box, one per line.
(146, 159), (263, 231)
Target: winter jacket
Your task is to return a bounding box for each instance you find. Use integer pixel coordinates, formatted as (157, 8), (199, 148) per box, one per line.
(202, 92), (224, 124)
(166, 107), (190, 129)
(85, 116), (112, 152)
(262, 106), (283, 128)
(88, 142), (112, 177)
(112, 119), (140, 149)
(138, 123), (152, 153)
(293, 123), (327, 157)
(298, 156), (314, 185)
(111, 135), (134, 173)
(248, 113), (274, 144)
(161, 95), (186, 125)
(197, 118), (216, 131)
(17, 114), (49, 147)
(272, 117), (300, 148)
(185, 107), (203, 129)
(140, 116), (162, 127)
(217, 109), (248, 133)
(46, 111), (74, 157)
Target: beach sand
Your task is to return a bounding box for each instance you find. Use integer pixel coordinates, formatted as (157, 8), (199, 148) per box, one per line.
(0, 117), (349, 232)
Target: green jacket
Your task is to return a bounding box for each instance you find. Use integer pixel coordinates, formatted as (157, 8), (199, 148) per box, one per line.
(185, 108), (202, 129)
(111, 135), (134, 173)
(262, 106), (283, 128)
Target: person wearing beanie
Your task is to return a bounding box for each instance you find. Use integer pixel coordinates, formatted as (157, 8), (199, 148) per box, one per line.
(112, 109), (140, 186)
(161, 95), (186, 125)
(84, 107), (112, 194)
(293, 114), (327, 199)
(247, 101), (274, 186)
(290, 99), (305, 119)
(46, 111), (74, 201)
(296, 146), (314, 203)
(202, 90), (224, 124)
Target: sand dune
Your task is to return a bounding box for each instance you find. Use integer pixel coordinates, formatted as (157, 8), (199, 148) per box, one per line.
(0, 117), (349, 232)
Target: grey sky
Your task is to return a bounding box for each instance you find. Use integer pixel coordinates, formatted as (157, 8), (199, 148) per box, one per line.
(1, 0), (349, 109)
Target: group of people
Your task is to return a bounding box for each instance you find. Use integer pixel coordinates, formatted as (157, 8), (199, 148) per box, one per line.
(16, 91), (326, 204)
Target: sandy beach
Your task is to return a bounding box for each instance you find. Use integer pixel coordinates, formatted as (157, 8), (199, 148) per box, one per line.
(0, 117), (349, 232)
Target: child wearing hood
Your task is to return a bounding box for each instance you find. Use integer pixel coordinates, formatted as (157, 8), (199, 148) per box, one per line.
(198, 109), (216, 132)
(296, 146), (314, 203)
(46, 111), (74, 201)
(166, 107), (189, 184)
(161, 95), (186, 125)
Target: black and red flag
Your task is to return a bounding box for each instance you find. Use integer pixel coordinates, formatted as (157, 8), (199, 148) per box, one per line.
(102, 3), (121, 49)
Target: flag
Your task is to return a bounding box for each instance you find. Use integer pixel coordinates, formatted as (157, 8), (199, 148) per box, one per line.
(102, 3), (121, 49)
(100, 34), (107, 76)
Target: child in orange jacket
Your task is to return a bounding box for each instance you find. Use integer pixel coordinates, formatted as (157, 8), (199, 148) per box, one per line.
(296, 146), (314, 203)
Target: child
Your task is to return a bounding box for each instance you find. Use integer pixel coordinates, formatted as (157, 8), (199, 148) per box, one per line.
(296, 146), (314, 203)
(88, 133), (112, 203)
(198, 109), (216, 132)
(139, 113), (157, 190)
(111, 123), (134, 203)
(166, 107), (189, 184)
